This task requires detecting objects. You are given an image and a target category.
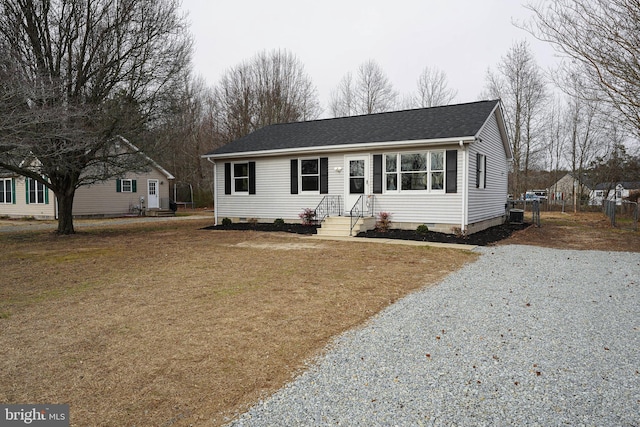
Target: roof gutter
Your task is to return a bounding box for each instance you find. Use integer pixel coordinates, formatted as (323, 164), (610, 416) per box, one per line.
(201, 136), (478, 160)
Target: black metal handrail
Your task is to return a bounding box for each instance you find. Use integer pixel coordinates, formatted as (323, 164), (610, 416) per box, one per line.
(349, 195), (375, 235)
(314, 195), (342, 223)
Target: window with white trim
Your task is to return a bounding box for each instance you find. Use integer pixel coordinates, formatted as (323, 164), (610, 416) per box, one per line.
(476, 153), (486, 189)
(0, 178), (12, 203)
(233, 162), (249, 193)
(384, 151), (446, 192)
(121, 179), (133, 192)
(385, 154), (398, 191)
(300, 158), (319, 192)
(27, 178), (46, 204)
(430, 151), (444, 190)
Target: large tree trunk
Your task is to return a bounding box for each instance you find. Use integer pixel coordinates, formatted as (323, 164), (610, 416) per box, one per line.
(56, 189), (76, 235)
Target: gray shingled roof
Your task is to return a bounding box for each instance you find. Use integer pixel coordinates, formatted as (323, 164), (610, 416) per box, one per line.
(594, 181), (640, 190)
(205, 100), (500, 157)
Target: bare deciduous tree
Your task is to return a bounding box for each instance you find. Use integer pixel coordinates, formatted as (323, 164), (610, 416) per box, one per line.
(329, 60), (398, 116)
(415, 66), (458, 107)
(543, 97), (567, 201)
(329, 72), (356, 117)
(149, 74), (222, 206)
(523, 0), (640, 139)
(0, 0), (192, 234)
(484, 41), (546, 197)
(564, 83), (605, 211)
(215, 49), (321, 141)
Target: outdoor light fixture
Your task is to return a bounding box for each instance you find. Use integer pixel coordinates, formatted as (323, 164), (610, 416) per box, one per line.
(334, 166), (343, 173)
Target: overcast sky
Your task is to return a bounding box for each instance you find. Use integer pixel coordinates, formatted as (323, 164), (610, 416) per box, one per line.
(179, 0), (560, 115)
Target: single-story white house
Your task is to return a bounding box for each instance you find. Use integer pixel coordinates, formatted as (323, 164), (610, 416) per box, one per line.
(202, 99), (513, 235)
(0, 138), (175, 219)
(589, 182), (640, 206)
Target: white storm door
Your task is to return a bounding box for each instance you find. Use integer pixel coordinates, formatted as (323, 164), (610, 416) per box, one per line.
(147, 179), (159, 208)
(344, 156), (368, 213)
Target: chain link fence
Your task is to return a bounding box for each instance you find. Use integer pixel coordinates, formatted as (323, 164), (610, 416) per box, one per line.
(603, 200), (639, 231)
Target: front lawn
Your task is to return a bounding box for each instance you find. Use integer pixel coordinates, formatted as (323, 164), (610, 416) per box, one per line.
(0, 219), (476, 426)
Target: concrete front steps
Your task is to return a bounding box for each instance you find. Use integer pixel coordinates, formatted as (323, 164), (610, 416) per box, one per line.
(316, 216), (376, 237)
(145, 209), (175, 217)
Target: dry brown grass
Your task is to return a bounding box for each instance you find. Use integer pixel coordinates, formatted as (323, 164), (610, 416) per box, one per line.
(501, 211), (640, 252)
(0, 218), (476, 426)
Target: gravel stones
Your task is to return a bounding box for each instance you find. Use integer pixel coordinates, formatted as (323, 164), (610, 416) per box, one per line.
(228, 245), (640, 426)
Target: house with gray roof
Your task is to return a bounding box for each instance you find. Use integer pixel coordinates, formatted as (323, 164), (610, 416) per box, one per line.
(202, 99), (512, 235)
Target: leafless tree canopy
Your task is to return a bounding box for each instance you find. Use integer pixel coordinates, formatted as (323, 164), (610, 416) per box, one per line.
(484, 41), (547, 197)
(329, 60), (398, 117)
(0, 0), (192, 233)
(214, 49), (321, 142)
(415, 66), (458, 108)
(523, 0), (640, 139)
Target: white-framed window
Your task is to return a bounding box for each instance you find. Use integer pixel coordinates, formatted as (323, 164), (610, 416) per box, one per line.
(384, 150), (446, 192)
(0, 178), (13, 204)
(233, 162), (249, 193)
(430, 151), (444, 190)
(121, 179), (133, 192)
(27, 177), (46, 204)
(116, 178), (136, 193)
(385, 154), (398, 191)
(300, 158), (319, 192)
(476, 153), (486, 189)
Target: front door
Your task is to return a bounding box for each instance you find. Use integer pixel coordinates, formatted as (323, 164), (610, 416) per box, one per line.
(147, 179), (159, 209)
(344, 156), (368, 214)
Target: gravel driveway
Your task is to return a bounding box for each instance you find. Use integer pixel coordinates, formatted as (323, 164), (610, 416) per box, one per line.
(229, 245), (639, 426)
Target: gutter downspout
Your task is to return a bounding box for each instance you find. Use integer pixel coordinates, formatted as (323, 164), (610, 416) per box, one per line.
(206, 158), (218, 225)
(460, 140), (468, 233)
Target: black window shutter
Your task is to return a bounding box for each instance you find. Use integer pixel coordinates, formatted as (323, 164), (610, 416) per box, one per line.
(224, 163), (231, 195)
(476, 153), (481, 188)
(116, 179), (121, 193)
(446, 150), (457, 194)
(290, 159), (298, 194)
(373, 154), (382, 194)
(132, 179), (137, 193)
(320, 157), (328, 194)
(249, 161), (256, 194)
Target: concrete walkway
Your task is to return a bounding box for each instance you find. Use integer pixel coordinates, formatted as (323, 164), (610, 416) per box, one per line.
(308, 234), (477, 250)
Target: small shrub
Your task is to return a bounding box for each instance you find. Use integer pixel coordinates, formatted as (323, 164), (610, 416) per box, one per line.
(247, 217), (259, 227)
(298, 208), (316, 225)
(375, 211), (392, 232)
(416, 224), (429, 234)
(221, 217), (232, 226)
(274, 218), (285, 227)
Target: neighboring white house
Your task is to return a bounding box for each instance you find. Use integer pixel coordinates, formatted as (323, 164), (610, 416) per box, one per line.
(202, 100), (512, 235)
(589, 182), (640, 206)
(0, 138), (175, 219)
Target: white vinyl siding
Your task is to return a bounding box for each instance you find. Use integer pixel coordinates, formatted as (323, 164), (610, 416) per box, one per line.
(215, 148), (464, 226)
(216, 156), (336, 220)
(467, 112), (509, 224)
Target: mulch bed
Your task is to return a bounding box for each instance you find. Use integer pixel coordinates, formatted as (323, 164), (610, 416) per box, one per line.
(203, 222), (320, 234)
(204, 221), (530, 246)
(357, 222), (530, 246)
